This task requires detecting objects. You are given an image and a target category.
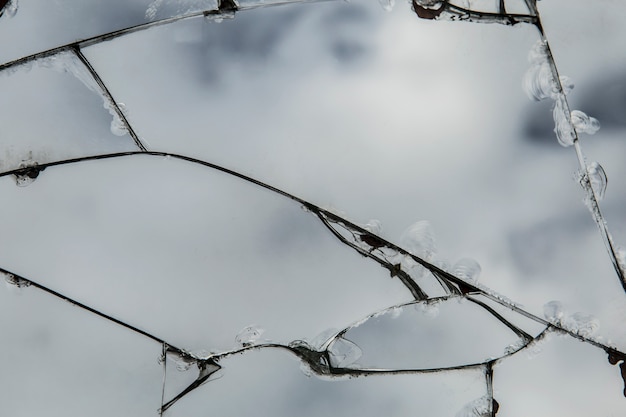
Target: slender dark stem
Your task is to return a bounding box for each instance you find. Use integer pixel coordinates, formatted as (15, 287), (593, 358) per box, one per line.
(0, 266), (184, 354)
(71, 47), (147, 151)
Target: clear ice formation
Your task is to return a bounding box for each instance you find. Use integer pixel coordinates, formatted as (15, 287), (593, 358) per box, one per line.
(37, 51), (129, 137)
(2, 1), (626, 415)
(377, 0), (395, 12)
(543, 301), (564, 324)
(327, 337), (363, 368)
(400, 220), (437, 260)
(456, 395), (496, 417)
(563, 312), (600, 338)
(0, 0), (17, 18)
(587, 161), (608, 200)
(452, 258), (481, 283)
(571, 110), (601, 135)
(235, 325), (265, 347)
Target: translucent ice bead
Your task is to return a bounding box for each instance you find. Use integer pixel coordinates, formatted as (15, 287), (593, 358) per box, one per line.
(235, 325), (265, 347)
(327, 338), (362, 368)
(587, 161), (607, 200)
(400, 220), (437, 260)
(571, 110), (600, 135)
(543, 300), (563, 324)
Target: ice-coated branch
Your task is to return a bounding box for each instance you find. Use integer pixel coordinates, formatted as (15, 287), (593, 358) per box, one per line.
(531, 25), (626, 293)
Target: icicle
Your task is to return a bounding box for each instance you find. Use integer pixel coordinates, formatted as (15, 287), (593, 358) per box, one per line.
(543, 300), (563, 324)
(235, 325), (265, 347)
(571, 110), (600, 135)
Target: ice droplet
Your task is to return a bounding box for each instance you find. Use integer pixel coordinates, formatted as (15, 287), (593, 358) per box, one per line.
(587, 161), (608, 200)
(400, 220), (437, 260)
(523, 63), (557, 101)
(377, 0), (395, 11)
(456, 395), (496, 417)
(564, 312), (600, 337)
(363, 219), (382, 235)
(327, 338), (362, 368)
(108, 102), (129, 136)
(504, 338), (526, 355)
(571, 110), (600, 135)
(0, 0), (18, 18)
(14, 159), (44, 187)
(560, 75), (575, 95)
(543, 300), (563, 324)
(452, 258), (481, 282)
(235, 325), (265, 347)
(553, 94), (576, 147)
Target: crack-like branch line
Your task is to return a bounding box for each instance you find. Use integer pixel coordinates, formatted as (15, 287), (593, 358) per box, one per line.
(159, 343), (167, 417)
(3, 264), (624, 410)
(0, 150), (621, 349)
(0, 0), (334, 71)
(71, 47), (147, 151)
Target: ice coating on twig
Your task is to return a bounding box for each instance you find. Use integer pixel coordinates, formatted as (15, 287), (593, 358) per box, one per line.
(235, 325), (265, 347)
(145, 0), (164, 20)
(452, 258), (481, 283)
(571, 110), (600, 135)
(563, 312), (600, 337)
(38, 51), (130, 137)
(553, 94), (577, 147)
(0, 0), (18, 18)
(586, 161), (608, 200)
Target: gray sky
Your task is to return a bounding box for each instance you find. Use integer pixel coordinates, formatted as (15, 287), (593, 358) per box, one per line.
(1, 0), (626, 416)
